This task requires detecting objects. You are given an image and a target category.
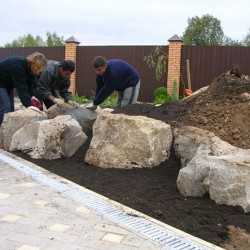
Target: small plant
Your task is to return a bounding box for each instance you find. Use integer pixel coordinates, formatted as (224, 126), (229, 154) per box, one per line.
(71, 94), (90, 104)
(153, 87), (172, 104)
(100, 92), (118, 108)
(71, 93), (118, 108)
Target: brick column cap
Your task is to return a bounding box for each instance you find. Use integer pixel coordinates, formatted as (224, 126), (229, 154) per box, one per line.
(168, 35), (183, 43)
(65, 36), (80, 44)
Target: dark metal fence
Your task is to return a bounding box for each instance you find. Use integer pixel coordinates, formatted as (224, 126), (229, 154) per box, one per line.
(5, 45), (250, 100)
(76, 46), (168, 102)
(0, 47), (65, 61)
(181, 45), (250, 91)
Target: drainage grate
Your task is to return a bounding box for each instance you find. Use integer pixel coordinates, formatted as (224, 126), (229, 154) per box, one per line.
(0, 152), (222, 250)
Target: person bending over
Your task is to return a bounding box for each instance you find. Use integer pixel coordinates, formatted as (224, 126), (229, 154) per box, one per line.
(36, 60), (75, 109)
(0, 52), (47, 125)
(88, 56), (140, 110)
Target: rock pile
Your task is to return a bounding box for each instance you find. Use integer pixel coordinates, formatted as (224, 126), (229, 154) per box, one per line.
(0, 104), (95, 159)
(175, 126), (250, 212)
(10, 115), (87, 160)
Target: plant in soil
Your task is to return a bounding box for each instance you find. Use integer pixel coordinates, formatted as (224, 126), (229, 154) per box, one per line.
(153, 82), (179, 105)
(71, 94), (90, 104)
(153, 87), (172, 104)
(72, 92), (118, 108)
(100, 92), (118, 108)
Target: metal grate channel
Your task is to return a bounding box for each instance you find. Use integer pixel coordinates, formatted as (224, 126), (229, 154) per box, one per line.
(0, 152), (222, 250)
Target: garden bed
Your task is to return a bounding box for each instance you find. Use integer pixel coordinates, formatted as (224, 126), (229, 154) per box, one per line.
(16, 143), (250, 247)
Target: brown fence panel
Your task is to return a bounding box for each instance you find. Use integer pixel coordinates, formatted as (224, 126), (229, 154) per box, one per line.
(0, 47), (65, 61)
(76, 46), (168, 102)
(181, 45), (250, 91)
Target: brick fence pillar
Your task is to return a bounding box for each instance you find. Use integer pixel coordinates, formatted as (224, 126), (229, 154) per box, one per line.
(65, 36), (80, 95)
(167, 35), (183, 96)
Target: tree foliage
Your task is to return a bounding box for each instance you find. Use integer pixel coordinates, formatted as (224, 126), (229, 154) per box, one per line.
(183, 14), (224, 46)
(4, 32), (64, 48)
(46, 32), (65, 47)
(223, 36), (242, 46)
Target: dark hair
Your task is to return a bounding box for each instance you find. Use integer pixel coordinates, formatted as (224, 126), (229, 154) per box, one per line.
(93, 56), (107, 68)
(60, 60), (75, 72)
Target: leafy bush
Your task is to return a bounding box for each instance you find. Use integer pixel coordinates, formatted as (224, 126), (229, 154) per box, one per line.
(71, 94), (90, 104)
(100, 92), (118, 108)
(71, 93), (118, 108)
(153, 87), (172, 104)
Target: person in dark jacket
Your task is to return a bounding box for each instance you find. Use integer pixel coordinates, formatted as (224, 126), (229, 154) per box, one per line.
(0, 52), (47, 125)
(35, 60), (75, 109)
(87, 56), (140, 110)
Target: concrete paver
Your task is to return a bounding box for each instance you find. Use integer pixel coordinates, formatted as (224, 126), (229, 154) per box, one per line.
(0, 160), (161, 250)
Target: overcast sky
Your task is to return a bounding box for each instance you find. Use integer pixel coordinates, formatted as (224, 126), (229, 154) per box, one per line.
(0, 0), (249, 46)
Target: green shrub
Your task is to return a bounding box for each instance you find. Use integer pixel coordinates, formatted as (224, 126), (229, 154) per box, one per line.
(71, 94), (90, 104)
(100, 92), (118, 108)
(71, 93), (118, 108)
(153, 87), (172, 104)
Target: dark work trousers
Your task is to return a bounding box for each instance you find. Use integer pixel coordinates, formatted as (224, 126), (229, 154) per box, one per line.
(0, 88), (14, 126)
(43, 98), (55, 109)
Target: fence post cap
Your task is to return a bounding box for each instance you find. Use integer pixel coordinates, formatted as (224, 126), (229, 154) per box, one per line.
(168, 35), (183, 42)
(65, 36), (80, 44)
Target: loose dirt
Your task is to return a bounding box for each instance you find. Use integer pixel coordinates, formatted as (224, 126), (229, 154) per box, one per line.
(114, 73), (250, 149)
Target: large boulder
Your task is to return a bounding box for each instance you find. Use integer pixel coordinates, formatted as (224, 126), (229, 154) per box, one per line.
(47, 103), (97, 134)
(10, 115), (87, 160)
(14, 98), (25, 111)
(175, 126), (250, 212)
(209, 153), (250, 211)
(174, 126), (238, 166)
(0, 108), (47, 150)
(85, 112), (173, 169)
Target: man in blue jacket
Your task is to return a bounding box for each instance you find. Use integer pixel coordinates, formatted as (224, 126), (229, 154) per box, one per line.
(88, 56), (140, 110)
(0, 52), (47, 126)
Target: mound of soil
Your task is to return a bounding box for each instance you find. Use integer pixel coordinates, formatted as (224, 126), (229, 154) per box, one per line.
(114, 73), (250, 149)
(17, 145), (250, 247)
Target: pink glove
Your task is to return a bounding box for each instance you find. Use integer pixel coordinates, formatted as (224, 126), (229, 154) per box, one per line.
(31, 97), (43, 111)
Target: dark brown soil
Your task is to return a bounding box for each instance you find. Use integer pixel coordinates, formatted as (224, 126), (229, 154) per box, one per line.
(114, 73), (250, 149)
(17, 144), (250, 247)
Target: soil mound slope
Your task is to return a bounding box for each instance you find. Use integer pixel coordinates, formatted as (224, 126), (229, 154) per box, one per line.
(115, 72), (250, 149)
